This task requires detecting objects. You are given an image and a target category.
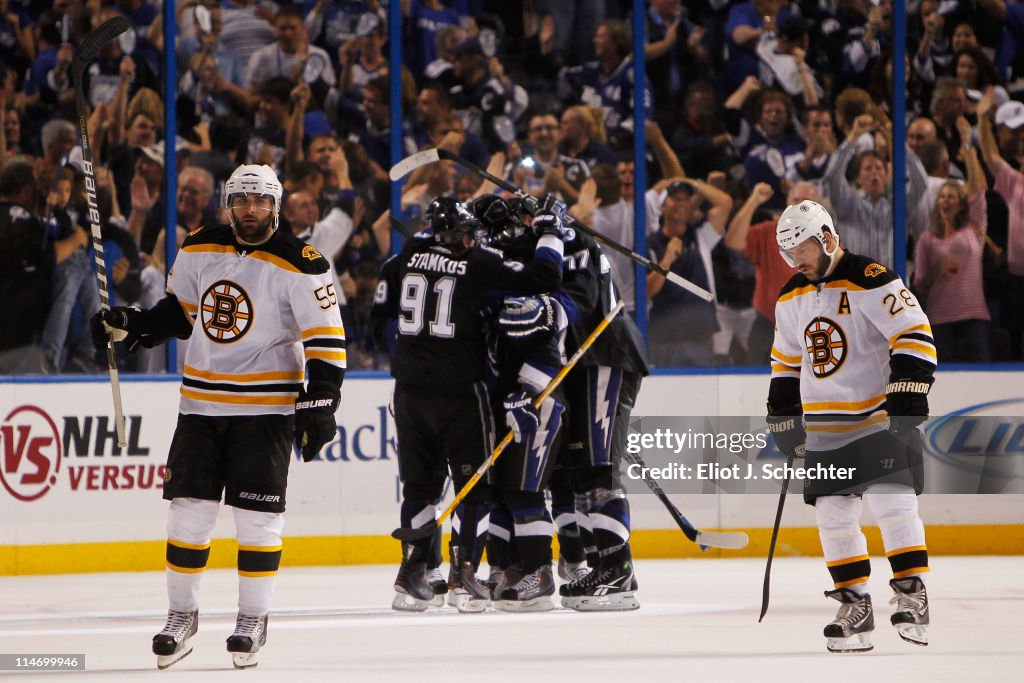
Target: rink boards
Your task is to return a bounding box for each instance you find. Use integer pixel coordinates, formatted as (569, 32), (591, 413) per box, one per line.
(1, 371), (1022, 575)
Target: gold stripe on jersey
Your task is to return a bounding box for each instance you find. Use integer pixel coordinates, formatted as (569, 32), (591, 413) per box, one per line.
(803, 394), (886, 413)
(771, 361), (800, 378)
(891, 340), (938, 360)
(180, 388), (297, 406)
(777, 280), (867, 303)
(181, 243), (303, 274)
(183, 365), (305, 383)
(888, 324), (933, 345)
(771, 346), (802, 366)
(805, 414), (887, 432)
(302, 326), (345, 340)
(304, 349), (348, 363)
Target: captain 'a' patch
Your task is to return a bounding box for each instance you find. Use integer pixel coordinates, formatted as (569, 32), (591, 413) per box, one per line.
(200, 280), (253, 342)
(805, 317), (847, 378)
(837, 291), (851, 315)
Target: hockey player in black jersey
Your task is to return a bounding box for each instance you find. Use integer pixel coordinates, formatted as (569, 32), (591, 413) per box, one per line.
(768, 200), (935, 652)
(472, 194), (648, 611)
(91, 164), (345, 669)
(551, 206), (649, 612)
(371, 197), (568, 612)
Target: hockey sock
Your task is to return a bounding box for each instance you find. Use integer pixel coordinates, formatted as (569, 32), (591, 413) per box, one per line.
(549, 471), (585, 564)
(165, 498), (219, 612)
(574, 491), (599, 567)
(451, 500), (490, 569)
(486, 502), (514, 569)
(865, 484), (929, 582)
(399, 498), (435, 556)
(234, 507), (284, 616)
(506, 491), (554, 573)
(816, 495), (871, 594)
(589, 487), (631, 560)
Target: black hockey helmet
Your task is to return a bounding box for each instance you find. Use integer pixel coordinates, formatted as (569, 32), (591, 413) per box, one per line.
(471, 194), (532, 249)
(428, 196), (483, 248)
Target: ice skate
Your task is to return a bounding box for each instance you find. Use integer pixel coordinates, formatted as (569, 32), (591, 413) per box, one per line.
(557, 557), (590, 584)
(427, 567), (448, 607)
(152, 609), (198, 670)
(226, 613), (267, 669)
(496, 565), (555, 612)
(560, 550), (639, 611)
(889, 577), (929, 646)
(392, 544), (434, 612)
(447, 561), (491, 612)
(823, 588), (874, 653)
(486, 565), (522, 601)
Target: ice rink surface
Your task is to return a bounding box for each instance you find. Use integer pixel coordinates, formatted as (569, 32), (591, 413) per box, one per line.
(1, 556), (1021, 682)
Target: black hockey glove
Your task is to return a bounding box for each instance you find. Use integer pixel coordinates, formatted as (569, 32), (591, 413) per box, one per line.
(91, 306), (146, 353)
(766, 404), (806, 459)
(294, 390), (339, 462)
(538, 194), (568, 221)
(504, 391), (539, 444)
(885, 379), (931, 437)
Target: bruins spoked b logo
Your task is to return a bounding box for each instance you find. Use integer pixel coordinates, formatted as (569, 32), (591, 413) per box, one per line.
(804, 316), (847, 378)
(200, 280), (253, 342)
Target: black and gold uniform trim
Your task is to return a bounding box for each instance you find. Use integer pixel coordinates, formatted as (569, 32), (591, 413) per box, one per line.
(887, 545), (930, 579)
(166, 538), (211, 574)
(180, 224), (331, 275)
(238, 544), (283, 578)
(826, 553), (871, 589)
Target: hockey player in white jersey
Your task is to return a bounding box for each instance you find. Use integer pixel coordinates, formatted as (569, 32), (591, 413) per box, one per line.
(766, 200), (935, 653)
(91, 165), (345, 669)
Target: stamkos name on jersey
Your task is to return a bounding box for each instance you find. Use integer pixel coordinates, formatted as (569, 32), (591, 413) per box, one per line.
(407, 252), (469, 275)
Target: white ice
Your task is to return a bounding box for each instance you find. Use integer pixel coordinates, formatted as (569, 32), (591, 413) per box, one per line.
(0, 556), (1021, 682)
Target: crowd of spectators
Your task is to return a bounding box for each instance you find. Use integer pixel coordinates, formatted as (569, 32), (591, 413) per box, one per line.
(2, 0), (1024, 375)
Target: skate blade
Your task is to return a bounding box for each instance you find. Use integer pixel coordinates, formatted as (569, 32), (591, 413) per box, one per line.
(562, 591), (640, 612)
(495, 596), (554, 612)
(231, 651), (261, 669)
(391, 591), (431, 612)
(154, 633), (196, 669)
(429, 594), (446, 608)
(448, 589), (490, 613)
(826, 633), (873, 653)
(895, 623), (928, 646)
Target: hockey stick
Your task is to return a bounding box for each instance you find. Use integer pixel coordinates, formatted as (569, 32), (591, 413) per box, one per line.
(622, 449), (749, 550)
(758, 452), (795, 622)
(389, 148), (714, 302)
(391, 300), (625, 543)
(72, 16), (132, 448)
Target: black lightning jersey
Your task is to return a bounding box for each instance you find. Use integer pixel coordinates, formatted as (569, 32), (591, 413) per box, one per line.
(560, 230), (649, 375)
(372, 234), (564, 391)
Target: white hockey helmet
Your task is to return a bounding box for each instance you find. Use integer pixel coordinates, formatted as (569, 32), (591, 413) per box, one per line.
(223, 164), (284, 232)
(776, 200), (840, 273)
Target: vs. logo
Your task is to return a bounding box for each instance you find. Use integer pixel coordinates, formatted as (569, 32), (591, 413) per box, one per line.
(0, 406), (62, 502)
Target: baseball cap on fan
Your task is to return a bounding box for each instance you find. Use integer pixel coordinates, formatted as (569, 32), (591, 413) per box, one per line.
(355, 12), (381, 37)
(996, 101), (1024, 130)
(133, 140), (165, 167)
(662, 180), (696, 203)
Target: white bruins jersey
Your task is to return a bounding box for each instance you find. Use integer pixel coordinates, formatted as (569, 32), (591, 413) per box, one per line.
(771, 253), (937, 449)
(167, 224), (346, 417)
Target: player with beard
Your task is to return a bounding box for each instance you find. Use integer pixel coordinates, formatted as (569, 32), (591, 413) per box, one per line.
(768, 200), (935, 653)
(91, 164), (345, 670)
